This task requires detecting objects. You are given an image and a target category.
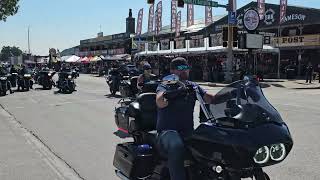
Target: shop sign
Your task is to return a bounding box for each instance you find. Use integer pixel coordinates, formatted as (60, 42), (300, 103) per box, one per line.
(272, 34), (320, 47)
(160, 39), (170, 50)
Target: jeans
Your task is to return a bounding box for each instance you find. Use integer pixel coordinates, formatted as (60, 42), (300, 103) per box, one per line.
(157, 130), (186, 180)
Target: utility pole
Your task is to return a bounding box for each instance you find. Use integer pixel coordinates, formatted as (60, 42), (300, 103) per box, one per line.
(225, 0), (236, 82)
(28, 26), (30, 54)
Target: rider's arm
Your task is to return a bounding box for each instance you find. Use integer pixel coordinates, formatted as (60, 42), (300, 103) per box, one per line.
(156, 84), (168, 109)
(137, 75), (144, 90)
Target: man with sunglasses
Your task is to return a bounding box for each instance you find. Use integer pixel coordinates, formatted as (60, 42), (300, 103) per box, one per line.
(155, 57), (217, 180)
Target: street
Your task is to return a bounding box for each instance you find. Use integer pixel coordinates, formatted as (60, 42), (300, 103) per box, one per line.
(0, 74), (319, 180)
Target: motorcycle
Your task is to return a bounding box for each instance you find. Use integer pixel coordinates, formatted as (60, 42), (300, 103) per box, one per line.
(0, 75), (9, 96)
(17, 73), (33, 91)
(119, 76), (137, 98)
(38, 70), (56, 90)
(72, 68), (80, 79)
(106, 74), (121, 96)
(113, 75), (293, 180)
(57, 72), (76, 93)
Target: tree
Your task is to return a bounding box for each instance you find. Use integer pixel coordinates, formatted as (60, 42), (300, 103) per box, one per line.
(0, 0), (20, 22)
(0, 46), (23, 61)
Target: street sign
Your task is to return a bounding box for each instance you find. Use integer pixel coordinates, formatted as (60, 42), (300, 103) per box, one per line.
(228, 11), (237, 25)
(184, 0), (221, 7)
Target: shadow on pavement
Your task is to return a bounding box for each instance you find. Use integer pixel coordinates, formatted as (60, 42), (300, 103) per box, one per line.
(105, 94), (122, 99)
(270, 84), (285, 88)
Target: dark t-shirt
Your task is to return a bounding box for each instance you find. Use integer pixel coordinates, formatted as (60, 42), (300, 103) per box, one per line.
(156, 81), (206, 136)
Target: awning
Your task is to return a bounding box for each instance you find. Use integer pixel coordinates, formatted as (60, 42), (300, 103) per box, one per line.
(103, 54), (131, 61)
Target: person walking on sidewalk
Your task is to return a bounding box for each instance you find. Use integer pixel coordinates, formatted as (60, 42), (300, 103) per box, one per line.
(306, 62), (313, 84)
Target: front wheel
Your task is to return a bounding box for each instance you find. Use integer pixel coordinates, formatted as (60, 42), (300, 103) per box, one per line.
(254, 172), (270, 180)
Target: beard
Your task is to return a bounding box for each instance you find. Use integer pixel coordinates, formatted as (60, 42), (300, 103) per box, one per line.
(179, 71), (189, 81)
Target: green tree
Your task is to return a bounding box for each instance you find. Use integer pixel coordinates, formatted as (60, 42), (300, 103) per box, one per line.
(0, 46), (23, 61)
(0, 0), (20, 22)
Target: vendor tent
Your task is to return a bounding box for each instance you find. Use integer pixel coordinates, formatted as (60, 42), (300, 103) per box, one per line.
(65, 55), (80, 63)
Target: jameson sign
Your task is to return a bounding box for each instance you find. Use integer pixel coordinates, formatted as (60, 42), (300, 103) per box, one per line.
(205, 6), (213, 26)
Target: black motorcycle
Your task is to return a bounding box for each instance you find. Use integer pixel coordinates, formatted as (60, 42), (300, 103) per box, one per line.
(10, 72), (18, 88)
(57, 72), (76, 93)
(38, 70), (56, 90)
(119, 76), (137, 98)
(17, 73), (33, 91)
(0, 75), (9, 96)
(106, 74), (121, 96)
(113, 76), (293, 180)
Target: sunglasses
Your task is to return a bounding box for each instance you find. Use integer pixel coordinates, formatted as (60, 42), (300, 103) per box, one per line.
(176, 65), (190, 71)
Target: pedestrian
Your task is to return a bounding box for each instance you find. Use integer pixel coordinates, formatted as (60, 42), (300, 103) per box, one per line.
(306, 62), (313, 84)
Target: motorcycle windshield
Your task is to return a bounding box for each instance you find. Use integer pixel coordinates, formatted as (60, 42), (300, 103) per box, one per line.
(207, 80), (283, 126)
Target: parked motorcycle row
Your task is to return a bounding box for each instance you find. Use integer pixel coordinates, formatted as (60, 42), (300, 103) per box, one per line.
(112, 74), (294, 180)
(0, 68), (79, 96)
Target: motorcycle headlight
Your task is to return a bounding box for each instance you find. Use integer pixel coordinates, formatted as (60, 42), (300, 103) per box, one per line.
(24, 74), (31, 77)
(48, 73), (52, 76)
(254, 146), (270, 164)
(0, 77), (7, 80)
(270, 143), (286, 161)
(68, 75), (72, 79)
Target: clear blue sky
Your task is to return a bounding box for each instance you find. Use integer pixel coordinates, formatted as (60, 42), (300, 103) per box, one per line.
(0, 0), (319, 55)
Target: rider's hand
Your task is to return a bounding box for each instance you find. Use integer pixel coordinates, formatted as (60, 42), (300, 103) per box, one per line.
(163, 86), (187, 100)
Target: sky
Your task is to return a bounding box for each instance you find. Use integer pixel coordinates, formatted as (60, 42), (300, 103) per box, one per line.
(0, 0), (320, 55)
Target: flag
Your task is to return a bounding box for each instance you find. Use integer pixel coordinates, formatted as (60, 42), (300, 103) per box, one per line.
(279, 0), (288, 24)
(187, 4), (194, 27)
(148, 4), (154, 33)
(157, 1), (163, 33)
(176, 11), (182, 37)
(205, 6), (213, 26)
(136, 8), (144, 36)
(171, 0), (177, 32)
(257, 0), (265, 20)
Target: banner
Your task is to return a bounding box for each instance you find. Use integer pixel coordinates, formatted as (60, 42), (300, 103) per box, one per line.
(136, 8), (143, 36)
(156, 1), (163, 34)
(171, 0), (177, 32)
(176, 11), (181, 37)
(257, 0), (265, 20)
(155, 9), (158, 35)
(205, 6), (213, 26)
(279, 0), (288, 23)
(187, 4), (194, 27)
(148, 4), (154, 33)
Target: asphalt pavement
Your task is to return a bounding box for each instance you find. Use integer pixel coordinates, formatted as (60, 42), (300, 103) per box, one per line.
(0, 74), (319, 180)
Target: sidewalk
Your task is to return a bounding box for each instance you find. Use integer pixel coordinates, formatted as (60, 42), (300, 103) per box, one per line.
(197, 79), (320, 89)
(0, 107), (75, 180)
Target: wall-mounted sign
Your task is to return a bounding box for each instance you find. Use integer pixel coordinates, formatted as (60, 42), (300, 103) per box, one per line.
(243, 9), (260, 32)
(272, 34), (320, 47)
(160, 39), (170, 50)
(174, 37), (186, 49)
(209, 33), (222, 47)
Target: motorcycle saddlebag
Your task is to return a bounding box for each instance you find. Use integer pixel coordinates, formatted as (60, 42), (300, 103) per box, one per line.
(114, 100), (134, 133)
(113, 143), (154, 179)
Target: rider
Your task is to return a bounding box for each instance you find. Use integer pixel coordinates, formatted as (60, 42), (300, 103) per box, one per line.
(156, 57), (217, 180)
(0, 64), (14, 94)
(57, 63), (71, 87)
(17, 64), (33, 90)
(137, 63), (156, 90)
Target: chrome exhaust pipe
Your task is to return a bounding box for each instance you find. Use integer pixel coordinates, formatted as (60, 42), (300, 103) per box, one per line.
(115, 170), (130, 180)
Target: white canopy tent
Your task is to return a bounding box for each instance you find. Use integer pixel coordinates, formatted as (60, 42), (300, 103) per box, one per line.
(64, 55), (80, 63)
